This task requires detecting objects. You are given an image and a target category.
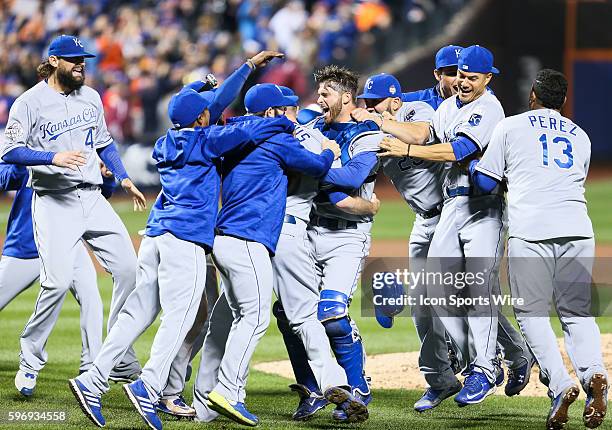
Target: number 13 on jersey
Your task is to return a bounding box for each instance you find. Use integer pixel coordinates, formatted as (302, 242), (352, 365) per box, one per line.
(539, 133), (573, 169)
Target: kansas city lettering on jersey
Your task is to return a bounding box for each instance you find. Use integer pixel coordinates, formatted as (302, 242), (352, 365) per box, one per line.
(527, 114), (577, 136)
(40, 107), (97, 141)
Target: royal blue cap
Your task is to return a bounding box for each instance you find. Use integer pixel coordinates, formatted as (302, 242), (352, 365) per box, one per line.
(458, 45), (499, 74)
(435, 45), (463, 69)
(48, 35), (95, 58)
(357, 73), (401, 99)
(168, 88), (215, 128)
(244, 84), (296, 113)
(278, 86), (299, 106)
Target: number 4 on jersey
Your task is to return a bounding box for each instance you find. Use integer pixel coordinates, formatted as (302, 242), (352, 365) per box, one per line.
(84, 128), (94, 148)
(539, 133), (573, 169)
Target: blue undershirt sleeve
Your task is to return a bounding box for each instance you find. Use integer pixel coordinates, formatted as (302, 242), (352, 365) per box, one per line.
(469, 159), (499, 193)
(450, 134), (479, 162)
(97, 143), (129, 181)
(2, 146), (55, 166)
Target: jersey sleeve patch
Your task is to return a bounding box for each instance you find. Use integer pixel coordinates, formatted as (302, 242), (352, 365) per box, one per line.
(4, 122), (24, 143)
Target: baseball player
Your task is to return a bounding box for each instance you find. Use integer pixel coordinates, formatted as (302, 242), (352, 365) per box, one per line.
(0, 163), (112, 395)
(472, 69), (608, 429)
(0, 35), (145, 392)
(379, 45), (508, 406)
(403, 45), (464, 110)
(194, 83), (371, 427)
(269, 86), (376, 422)
(350, 72), (464, 411)
(69, 53), (288, 430)
(291, 65), (385, 421)
(362, 57), (532, 407)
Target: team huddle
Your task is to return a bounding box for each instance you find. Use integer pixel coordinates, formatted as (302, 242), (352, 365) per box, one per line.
(0, 34), (608, 430)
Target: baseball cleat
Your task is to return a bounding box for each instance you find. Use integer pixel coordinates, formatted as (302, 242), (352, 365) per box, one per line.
(289, 384), (329, 421)
(326, 386), (369, 423)
(546, 385), (579, 430)
(505, 360), (533, 396)
(69, 378), (106, 427)
(157, 395), (196, 418)
(123, 379), (163, 430)
(207, 390), (259, 426)
(584, 374), (608, 429)
(454, 368), (496, 406)
(15, 370), (37, 397)
(109, 372), (140, 383)
(414, 382), (462, 412)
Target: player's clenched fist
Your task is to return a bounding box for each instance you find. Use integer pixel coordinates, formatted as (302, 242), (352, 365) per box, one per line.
(351, 108), (383, 127)
(321, 138), (341, 159)
(369, 192), (381, 216)
(120, 178), (147, 212)
(248, 50), (284, 68)
(52, 150), (87, 171)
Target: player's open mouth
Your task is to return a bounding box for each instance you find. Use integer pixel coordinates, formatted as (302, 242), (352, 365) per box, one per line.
(321, 107), (330, 116)
(72, 67), (84, 77)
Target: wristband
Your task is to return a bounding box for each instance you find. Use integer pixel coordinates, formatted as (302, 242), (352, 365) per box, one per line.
(246, 59), (255, 70)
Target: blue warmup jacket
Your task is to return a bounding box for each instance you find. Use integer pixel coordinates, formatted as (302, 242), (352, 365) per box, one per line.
(146, 116), (296, 250)
(0, 164), (115, 259)
(402, 85), (444, 110)
(216, 115), (335, 254)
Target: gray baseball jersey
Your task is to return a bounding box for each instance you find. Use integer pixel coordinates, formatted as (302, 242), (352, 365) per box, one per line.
(285, 125), (324, 222)
(1, 81), (112, 191)
(312, 127), (384, 224)
(476, 109), (593, 241)
(382, 101), (445, 214)
(432, 92), (505, 198)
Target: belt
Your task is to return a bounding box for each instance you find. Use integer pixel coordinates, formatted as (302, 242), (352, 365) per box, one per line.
(284, 214), (297, 224)
(75, 183), (100, 191)
(446, 186), (472, 197)
(418, 206), (441, 219)
(310, 215), (357, 230)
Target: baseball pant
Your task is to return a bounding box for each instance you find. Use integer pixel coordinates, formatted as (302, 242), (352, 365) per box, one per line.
(77, 233), (207, 401)
(162, 255), (219, 398)
(193, 290), (237, 422)
(427, 195), (505, 382)
(273, 218), (347, 390)
(308, 224), (371, 298)
(508, 236), (607, 397)
(202, 235), (273, 403)
(409, 213), (460, 390)
(24, 188), (139, 377)
(2, 247), (103, 373)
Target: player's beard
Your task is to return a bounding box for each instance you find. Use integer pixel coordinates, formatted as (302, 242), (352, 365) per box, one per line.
(325, 99), (343, 124)
(56, 65), (85, 92)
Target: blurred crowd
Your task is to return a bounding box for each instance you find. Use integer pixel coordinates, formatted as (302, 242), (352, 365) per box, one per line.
(0, 0), (464, 145)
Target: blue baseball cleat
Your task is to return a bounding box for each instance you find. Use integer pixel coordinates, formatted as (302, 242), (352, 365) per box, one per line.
(207, 390), (258, 426)
(325, 386), (369, 423)
(546, 385), (579, 430)
(123, 379), (163, 430)
(289, 384), (328, 421)
(505, 360), (533, 396)
(15, 370), (37, 397)
(414, 382), (462, 412)
(584, 374), (608, 429)
(69, 378), (106, 427)
(454, 368), (496, 406)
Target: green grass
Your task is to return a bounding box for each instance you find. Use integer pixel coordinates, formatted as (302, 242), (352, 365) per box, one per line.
(1, 180), (611, 428)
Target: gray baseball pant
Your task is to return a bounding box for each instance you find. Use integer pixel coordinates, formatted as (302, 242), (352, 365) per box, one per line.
(162, 255), (219, 398)
(508, 236), (607, 397)
(273, 218), (347, 390)
(76, 233), (207, 401)
(2, 246), (103, 373)
(24, 188), (140, 377)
